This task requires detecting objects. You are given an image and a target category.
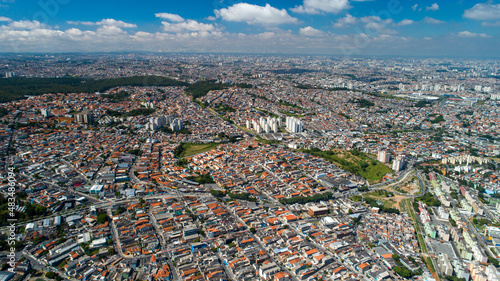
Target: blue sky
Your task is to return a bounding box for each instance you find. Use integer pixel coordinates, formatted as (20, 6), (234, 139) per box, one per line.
(0, 0), (499, 57)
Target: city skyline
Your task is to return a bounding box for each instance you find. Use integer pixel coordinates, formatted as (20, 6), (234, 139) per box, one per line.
(0, 0), (499, 57)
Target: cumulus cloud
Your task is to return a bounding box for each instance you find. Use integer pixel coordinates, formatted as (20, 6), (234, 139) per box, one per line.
(0, 16), (11, 22)
(67, 19), (136, 28)
(96, 19), (136, 28)
(155, 13), (184, 22)
(162, 20), (215, 33)
(299, 26), (324, 36)
(333, 14), (398, 32)
(6, 20), (46, 30)
(333, 14), (357, 27)
(457, 31), (489, 38)
(0, 12), (496, 57)
(215, 3), (298, 25)
(96, 25), (128, 36)
(463, 3), (500, 20)
(291, 0), (351, 14)
(426, 3), (439, 11)
(360, 16), (396, 34)
(397, 19), (414, 26)
(423, 17), (444, 24)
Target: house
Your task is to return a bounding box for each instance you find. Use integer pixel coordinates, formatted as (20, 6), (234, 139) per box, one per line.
(274, 272), (291, 281)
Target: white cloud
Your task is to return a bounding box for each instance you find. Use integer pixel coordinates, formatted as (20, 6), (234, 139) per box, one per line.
(457, 31), (490, 38)
(67, 19), (136, 28)
(426, 3), (439, 11)
(360, 16), (393, 25)
(0, 16), (11, 22)
(423, 17), (444, 24)
(0, 13), (496, 57)
(257, 32), (275, 39)
(215, 3), (298, 25)
(411, 4), (418, 11)
(96, 19), (136, 28)
(333, 14), (357, 27)
(397, 19), (414, 26)
(299, 26), (324, 36)
(67, 21), (95, 26)
(155, 13), (184, 22)
(96, 25), (128, 36)
(6, 20), (46, 30)
(482, 21), (500, 27)
(463, 3), (500, 20)
(291, 0), (351, 14)
(359, 16), (396, 34)
(162, 20), (215, 33)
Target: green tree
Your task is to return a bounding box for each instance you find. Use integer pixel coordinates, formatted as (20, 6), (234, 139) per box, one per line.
(210, 190), (225, 197)
(45, 272), (57, 279)
(96, 213), (108, 224)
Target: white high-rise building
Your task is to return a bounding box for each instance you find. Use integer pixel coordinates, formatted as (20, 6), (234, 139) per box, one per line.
(392, 155), (405, 172)
(170, 118), (183, 131)
(149, 116), (184, 131)
(259, 117), (266, 129)
(434, 84), (441, 92)
(377, 150), (390, 163)
(286, 116), (303, 133)
(271, 122), (278, 133)
(41, 108), (51, 118)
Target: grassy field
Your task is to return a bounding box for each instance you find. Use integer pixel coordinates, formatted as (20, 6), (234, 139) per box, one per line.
(179, 143), (219, 158)
(301, 148), (392, 184)
(365, 190), (394, 198)
(383, 199), (396, 209)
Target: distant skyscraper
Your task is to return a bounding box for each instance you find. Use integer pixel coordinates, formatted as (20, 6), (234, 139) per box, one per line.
(286, 116), (302, 133)
(41, 108), (51, 118)
(75, 112), (94, 124)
